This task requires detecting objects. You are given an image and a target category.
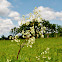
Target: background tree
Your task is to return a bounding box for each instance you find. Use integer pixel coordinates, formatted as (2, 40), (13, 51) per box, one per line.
(1, 35), (6, 40)
(10, 27), (18, 37)
(57, 25), (62, 36)
(42, 20), (57, 37)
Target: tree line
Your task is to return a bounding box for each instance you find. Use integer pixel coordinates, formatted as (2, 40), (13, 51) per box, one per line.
(10, 19), (62, 38)
(0, 19), (62, 40)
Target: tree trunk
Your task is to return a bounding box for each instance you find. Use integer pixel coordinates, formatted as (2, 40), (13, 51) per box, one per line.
(47, 34), (49, 38)
(56, 33), (57, 38)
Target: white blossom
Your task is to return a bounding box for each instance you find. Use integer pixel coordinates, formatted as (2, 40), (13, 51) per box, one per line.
(42, 55), (46, 58)
(48, 57), (51, 60)
(41, 35), (44, 38)
(26, 21), (30, 25)
(46, 47), (50, 51)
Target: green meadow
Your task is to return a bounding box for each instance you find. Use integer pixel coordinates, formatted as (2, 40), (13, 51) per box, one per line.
(0, 37), (62, 62)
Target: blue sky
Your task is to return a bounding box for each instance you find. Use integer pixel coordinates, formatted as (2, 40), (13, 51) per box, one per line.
(8, 0), (62, 25)
(0, 0), (62, 37)
(8, 0), (62, 14)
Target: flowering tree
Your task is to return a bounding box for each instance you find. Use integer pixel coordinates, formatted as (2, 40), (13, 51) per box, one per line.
(10, 7), (46, 59)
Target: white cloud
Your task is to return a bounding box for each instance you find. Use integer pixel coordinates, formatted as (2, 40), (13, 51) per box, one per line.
(8, 11), (20, 17)
(14, 17), (21, 21)
(34, 6), (62, 21)
(0, 18), (14, 35)
(8, 11), (21, 21)
(0, 0), (11, 16)
(0, 0), (21, 21)
(0, 0), (21, 36)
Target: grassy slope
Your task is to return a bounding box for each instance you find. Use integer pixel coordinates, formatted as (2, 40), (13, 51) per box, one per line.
(0, 37), (62, 62)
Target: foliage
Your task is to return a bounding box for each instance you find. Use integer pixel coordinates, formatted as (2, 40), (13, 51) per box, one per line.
(42, 20), (56, 34)
(0, 35), (7, 40)
(10, 27), (18, 37)
(11, 19), (62, 38)
(57, 25), (62, 36)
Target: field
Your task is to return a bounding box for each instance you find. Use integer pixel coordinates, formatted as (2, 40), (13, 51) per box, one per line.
(0, 37), (62, 62)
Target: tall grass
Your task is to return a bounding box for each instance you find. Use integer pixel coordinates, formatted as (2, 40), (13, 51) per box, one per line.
(0, 37), (62, 62)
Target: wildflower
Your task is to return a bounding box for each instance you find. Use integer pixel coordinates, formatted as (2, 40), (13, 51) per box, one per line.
(38, 23), (41, 26)
(41, 31), (43, 33)
(7, 59), (9, 62)
(7, 59), (11, 62)
(46, 47), (50, 51)
(15, 39), (19, 42)
(41, 53), (42, 55)
(35, 7), (37, 9)
(30, 45), (32, 48)
(41, 35), (44, 38)
(19, 40), (20, 42)
(9, 36), (12, 39)
(26, 21), (30, 25)
(43, 31), (45, 33)
(27, 46), (28, 47)
(22, 15), (25, 17)
(38, 56), (40, 57)
(37, 58), (40, 60)
(48, 57), (51, 60)
(42, 52), (44, 54)
(45, 51), (47, 54)
(36, 56), (38, 58)
(37, 18), (41, 22)
(42, 55), (46, 58)
(11, 40), (13, 42)
(12, 37), (14, 40)
(37, 34), (39, 37)
(22, 30), (24, 34)
(22, 35), (24, 38)
(36, 56), (40, 60)
(41, 27), (43, 30)
(15, 35), (18, 38)
(43, 26), (46, 30)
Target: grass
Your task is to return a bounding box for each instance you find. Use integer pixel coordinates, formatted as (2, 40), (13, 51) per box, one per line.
(0, 37), (62, 62)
